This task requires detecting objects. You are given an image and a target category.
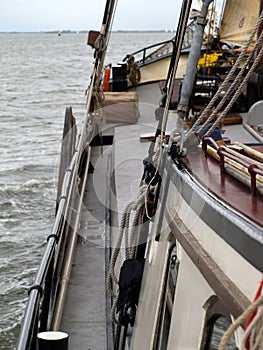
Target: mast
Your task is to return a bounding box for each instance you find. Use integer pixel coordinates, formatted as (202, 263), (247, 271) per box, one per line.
(177, 0), (213, 122)
(93, 0), (117, 94)
(87, 0), (117, 112)
(76, 0), (117, 157)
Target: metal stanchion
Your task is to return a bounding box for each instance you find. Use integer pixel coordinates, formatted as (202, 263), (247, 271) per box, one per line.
(37, 331), (68, 350)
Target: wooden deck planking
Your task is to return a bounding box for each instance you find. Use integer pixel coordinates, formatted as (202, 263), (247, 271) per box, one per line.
(60, 147), (110, 350)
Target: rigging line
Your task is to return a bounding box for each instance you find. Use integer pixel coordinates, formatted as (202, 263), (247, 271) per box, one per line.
(218, 293), (263, 350)
(241, 305), (263, 349)
(205, 0), (216, 58)
(143, 0), (192, 177)
(201, 25), (263, 136)
(187, 9), (263, 138)
(205, 37), (263, 137)
(218, 0), (226, 29)
(189, 8), (263, 133)
(73, 0), (118, 169)
(164, 0), (193, 92)
(86, 0), (118, 108)
(94, 0), (119, 92)
(82, 0), (118, 146)
(141, 1), (193, 223)
(201, 40), (258, 132)
(56, 0), (118, 268)
(160, 0), (193, 138)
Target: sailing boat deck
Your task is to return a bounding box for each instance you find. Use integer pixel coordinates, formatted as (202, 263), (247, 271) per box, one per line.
(16, 1), (263, 349)
(184, 113), (263, 226)
(60, 146), (108, 349)
(60, 83), (162, 348)
(60, 81), (263, 348)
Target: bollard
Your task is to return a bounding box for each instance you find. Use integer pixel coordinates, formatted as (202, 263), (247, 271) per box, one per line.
(37, 331), (68, 350)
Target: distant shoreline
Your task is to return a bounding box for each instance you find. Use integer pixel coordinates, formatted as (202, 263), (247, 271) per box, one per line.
(0, 29), (175, 34)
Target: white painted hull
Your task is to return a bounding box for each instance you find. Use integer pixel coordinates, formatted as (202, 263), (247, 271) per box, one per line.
(139, 54), (189, 85)
(131, 157), (263, 349)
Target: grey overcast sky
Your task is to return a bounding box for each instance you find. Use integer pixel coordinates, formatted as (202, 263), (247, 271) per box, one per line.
(0, 0), (225, 32)
(0, 0), (186, 32)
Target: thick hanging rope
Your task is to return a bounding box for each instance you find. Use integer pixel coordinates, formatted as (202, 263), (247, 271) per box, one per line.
(106, 116), (164, 320)
(126, 55), (141, 87)
(152, 135), (163, 166)
(186, 9), (263, 139)
(241, 305), (263, 350)
(106, 185), (147, 324)
(219, 284), (263, 350)
(189, 9), (263, 133)
(110, 209), (144, 325)
(107, 185), (147, 295)
(111, 291), (120, 324)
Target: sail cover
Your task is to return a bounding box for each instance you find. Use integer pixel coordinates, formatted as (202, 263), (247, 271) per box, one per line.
(219, 0), (260, 46)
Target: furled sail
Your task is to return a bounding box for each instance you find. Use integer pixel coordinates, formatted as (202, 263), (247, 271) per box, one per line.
(219, 0), (260, 46)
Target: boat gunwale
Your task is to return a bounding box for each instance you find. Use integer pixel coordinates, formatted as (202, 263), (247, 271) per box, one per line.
(165, 208), (250, 318)
(163, 156), (263, 273)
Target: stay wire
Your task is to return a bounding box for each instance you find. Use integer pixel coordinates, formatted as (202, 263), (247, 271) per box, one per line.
(161, 0), (193, 138)
(187, 9), (263, 139)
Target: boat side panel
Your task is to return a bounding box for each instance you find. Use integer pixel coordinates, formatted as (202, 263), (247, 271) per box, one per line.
(167, 246), (213, 350)
(165, 165), (263, 300)
(130, 233), (171, 350)
(139, 55), (188, 85)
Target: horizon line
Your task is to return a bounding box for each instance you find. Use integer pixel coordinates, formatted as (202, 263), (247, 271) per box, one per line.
(0, 29), (175, 34)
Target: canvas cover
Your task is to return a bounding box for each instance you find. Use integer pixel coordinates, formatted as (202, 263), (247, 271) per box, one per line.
(220, 0), (260, 46)
(102, 91), (140, 123)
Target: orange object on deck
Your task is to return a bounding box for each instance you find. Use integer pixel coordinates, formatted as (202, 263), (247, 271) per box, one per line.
(102, 66), (111, 92)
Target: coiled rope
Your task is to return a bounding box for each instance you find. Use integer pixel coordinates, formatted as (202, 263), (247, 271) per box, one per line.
(106, 185), (147, 323)
(127, 55), (141, 87)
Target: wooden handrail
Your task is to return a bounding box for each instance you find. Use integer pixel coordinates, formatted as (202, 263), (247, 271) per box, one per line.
(202, 136), (263, 195)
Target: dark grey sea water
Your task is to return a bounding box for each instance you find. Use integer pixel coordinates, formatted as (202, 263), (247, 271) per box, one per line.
(0, 32), (172, 349)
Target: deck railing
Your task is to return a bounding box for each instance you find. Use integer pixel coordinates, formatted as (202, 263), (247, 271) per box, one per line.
(202, 137), (263, 196)
(123, 39), (174, 65)
(16, 154), (77, 350)
(122, 21), (196, 66)
(16, 106), (87, 349)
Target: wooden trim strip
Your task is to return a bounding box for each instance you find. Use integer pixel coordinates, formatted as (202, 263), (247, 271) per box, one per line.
(167, 160), (263, 272)
(165, 208), (250, 319)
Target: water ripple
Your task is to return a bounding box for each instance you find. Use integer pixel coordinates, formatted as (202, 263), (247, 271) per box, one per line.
(0, 31), (172, 349)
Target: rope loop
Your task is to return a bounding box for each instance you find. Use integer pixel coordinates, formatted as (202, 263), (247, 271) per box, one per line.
(106, 184), (147, 324)
(219, 279), (263, 350)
